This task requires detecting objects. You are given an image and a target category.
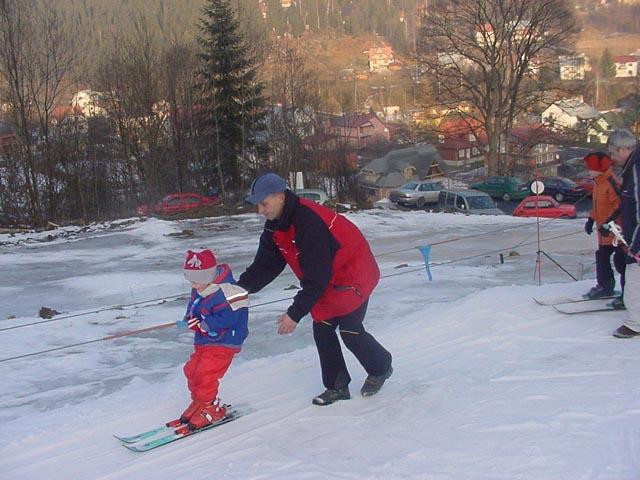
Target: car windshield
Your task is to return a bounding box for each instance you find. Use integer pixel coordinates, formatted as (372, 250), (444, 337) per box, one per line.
(467, 195), (495, 209)
(400, 182), (418, 190)
(512, 178), (528, 189)
(560, 178), (577, 188)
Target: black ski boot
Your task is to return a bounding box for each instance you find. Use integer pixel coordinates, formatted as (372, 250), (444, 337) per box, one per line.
(312, 387), (351, 406)
(360, 365), (393, 397)
(585, 285), (613, 300)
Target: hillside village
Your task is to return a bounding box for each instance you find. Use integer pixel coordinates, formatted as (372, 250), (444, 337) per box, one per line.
(0, 0), (639, 226)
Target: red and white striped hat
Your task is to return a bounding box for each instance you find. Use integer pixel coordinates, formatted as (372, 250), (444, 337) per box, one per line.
(183, 249), (217, 284)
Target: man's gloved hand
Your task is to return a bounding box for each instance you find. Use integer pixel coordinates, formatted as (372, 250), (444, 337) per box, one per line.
(584, 217), (594, 235)
(598, 223), (611, 237)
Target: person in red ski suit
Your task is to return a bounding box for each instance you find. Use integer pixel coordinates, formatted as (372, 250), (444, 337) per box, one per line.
(176, 249), (249, 430)
(583, 152), (626, 303)
(238, 173), (393, 406)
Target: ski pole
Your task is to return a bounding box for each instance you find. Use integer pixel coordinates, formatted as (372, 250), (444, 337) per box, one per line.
(606, 221), (640, 264)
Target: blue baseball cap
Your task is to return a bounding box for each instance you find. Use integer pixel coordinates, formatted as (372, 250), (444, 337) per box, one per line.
(245, 173), (287, 204)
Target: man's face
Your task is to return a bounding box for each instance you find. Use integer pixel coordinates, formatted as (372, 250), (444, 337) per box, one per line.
(257, 192), (285, 220)
(609, 147), (633, 166)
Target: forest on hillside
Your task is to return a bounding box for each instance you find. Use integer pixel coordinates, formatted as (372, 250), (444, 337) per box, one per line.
(60, 0), (423, 63)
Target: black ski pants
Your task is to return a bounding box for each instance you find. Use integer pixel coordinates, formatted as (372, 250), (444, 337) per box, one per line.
(596, 244), (626, 294)
(312, 299), (392, 390)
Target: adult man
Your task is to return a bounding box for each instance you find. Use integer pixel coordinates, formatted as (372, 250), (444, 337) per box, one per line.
(607, 129), (640, 338)
(237, 173), (393, 405)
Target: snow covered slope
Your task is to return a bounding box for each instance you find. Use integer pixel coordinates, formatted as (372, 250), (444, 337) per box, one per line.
(1, 211), (638, 479)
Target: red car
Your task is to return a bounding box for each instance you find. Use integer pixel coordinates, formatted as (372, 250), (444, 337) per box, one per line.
(137, 193), (220, 216)
(512, 195), (577, 219)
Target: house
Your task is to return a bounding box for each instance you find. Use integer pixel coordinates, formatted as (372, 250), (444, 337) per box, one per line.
(382, 106), (402, 122)
(541, 98), (599, 130)
(357, 143), (446, 200)
(585, 111), (624, 145)
(71, 90), (107, 117)
(475, 23), (495, 47)
(326, 113), (389, 148)
(437, 52), (472, 69)
(436, 135), (485, 169)
(508, 125), (559, 173)
(613, 55), (638, 78)
(368, 46), (394, 73)
(558, 54), (589, 81)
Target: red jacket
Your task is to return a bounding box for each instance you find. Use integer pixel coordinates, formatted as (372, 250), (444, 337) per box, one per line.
(238, 192), (379, 322)
(590, 169), (620, 246)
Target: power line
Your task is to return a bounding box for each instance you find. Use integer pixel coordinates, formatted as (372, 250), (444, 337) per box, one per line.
(0, 227), (584, 364)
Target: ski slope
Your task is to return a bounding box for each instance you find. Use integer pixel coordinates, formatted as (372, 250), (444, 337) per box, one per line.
(1, 210), (639, 479)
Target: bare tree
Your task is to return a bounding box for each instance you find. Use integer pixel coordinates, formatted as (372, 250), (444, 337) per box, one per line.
(267, 40), (320, 186)
(95, 15), (170, 206)
(419, 0), (578, 175)
(162, 40), (200, 192)
(0, 0), (76, 224)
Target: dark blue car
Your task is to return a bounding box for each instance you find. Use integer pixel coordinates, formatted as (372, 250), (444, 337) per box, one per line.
(532, 177), (588, 202)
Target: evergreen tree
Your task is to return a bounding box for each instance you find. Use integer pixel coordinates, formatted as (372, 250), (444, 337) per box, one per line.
(197, 0), (267, 196)
(600, 48), (616, 79)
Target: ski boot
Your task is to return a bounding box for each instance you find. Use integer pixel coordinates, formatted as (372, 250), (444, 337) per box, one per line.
(584, 285), (613, 300)
(187, 399), (227, 431)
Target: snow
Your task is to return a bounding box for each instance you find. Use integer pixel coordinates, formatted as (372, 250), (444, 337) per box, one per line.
(1, 210), (639, 479)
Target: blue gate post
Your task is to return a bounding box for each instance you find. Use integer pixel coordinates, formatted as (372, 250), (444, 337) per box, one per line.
(417, 245), (433, 281)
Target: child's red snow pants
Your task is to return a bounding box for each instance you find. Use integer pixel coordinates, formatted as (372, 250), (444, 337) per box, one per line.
(183, 345), (236, 402)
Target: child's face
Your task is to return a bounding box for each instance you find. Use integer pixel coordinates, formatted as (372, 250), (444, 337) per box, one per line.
(587, 170), (600, 178)
(190, 281), (210, 292)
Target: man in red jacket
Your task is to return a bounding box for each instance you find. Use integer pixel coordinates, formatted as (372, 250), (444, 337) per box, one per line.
(238, 173), (393, 405)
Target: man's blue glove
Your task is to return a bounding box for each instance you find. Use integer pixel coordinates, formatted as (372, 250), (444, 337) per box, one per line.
(584, 217), (594, 235)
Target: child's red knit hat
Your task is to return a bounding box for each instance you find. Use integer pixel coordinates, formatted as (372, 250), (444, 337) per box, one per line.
(183, 249), (217, 284)
(583, 152), (611, 173)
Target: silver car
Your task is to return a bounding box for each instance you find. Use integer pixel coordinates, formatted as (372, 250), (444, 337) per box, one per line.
(389, 180), (443, 208)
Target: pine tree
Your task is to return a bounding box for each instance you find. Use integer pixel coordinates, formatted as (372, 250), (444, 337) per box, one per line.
(197, 0), (267, 196)
(600, 48), (616, 79)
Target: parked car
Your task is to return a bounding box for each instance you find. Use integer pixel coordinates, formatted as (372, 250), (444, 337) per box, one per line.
(137, 192), (220, 216)
(512, 195), (577, 219)
(437, 189), (505, 215)
(531, 176), (587, 202)
(389, 180), (443, 208)
(574, 176), (595, 196)
(295, 188), (329, 204)
(470, 176), (530, 202)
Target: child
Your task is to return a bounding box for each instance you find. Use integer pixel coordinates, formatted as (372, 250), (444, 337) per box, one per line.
(583, 152), (625, 301)
(175, 249), (249, 430)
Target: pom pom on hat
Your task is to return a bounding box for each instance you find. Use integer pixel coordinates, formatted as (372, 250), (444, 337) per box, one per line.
(184, 249), (217, 284)
(584, 152), (611, 173)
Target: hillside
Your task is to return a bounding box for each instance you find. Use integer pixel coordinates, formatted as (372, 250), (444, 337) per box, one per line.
(1, 212), (640, 478)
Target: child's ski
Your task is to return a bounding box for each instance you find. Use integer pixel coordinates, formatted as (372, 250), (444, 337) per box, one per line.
(115, 405), (249, 452)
